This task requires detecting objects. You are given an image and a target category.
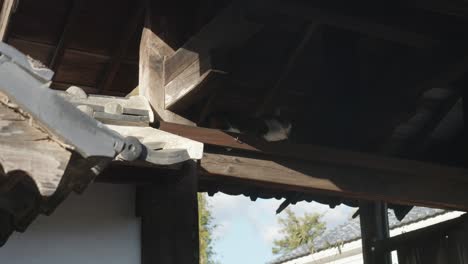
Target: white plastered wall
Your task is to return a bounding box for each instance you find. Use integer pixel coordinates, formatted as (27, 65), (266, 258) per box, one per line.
(0, 183), (140, 264)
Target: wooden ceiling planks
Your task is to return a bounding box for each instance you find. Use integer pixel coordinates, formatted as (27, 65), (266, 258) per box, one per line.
(96, 0), (145, 93)
(5, 0), (141, 93)
(7, 37), (54, 63)
(8, 0), (69, 45)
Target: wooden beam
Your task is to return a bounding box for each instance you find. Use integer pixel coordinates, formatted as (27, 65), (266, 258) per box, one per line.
(164, 59), (225, 112)
(159, 121), (468, 183)
(97, 1), (144, 93)
(49, 0), (82, 71)
(138, 0), (194, 125)
(138, 161), (199, 264)
(163, 3), (262, 111)
(0, 98), (72, 198)
(8, 37), (138, 65)
(98, 149), (468, 211)
(264, 1), (436, 49)
(256, 23), (319, 117)
(200, 151), (468, 211)
(0, 0), (16, 41)
(157, 121), (468, 210)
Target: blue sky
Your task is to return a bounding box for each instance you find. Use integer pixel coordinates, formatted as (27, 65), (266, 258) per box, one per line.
(207, 193), (355, 264)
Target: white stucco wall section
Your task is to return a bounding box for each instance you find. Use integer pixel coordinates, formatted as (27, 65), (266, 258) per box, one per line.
(0, 183), (141, 264)
(282, 211), (465, 264)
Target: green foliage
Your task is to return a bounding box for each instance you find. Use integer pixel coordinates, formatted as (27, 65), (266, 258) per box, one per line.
(272, 208), (326, 255)
(198, 193), (216, 264)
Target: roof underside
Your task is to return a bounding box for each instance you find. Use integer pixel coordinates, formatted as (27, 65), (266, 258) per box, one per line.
(3, 0), (468, 209)
(5, 0), (468, 156)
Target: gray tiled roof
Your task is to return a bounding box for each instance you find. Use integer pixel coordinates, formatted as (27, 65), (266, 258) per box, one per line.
(269, 207), (446, 264)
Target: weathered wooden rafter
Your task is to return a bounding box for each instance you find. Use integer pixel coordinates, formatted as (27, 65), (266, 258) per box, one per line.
(255, 22), (319, 117)
(138, 2), (262, 122)
(158, 121), (468, 210)
(0, 98), (72, 198)
(138, 0), (194, 125)
(199, 152), (468, 210)
(261, 1), (438, 48)
(144, 0), (456, 120)
(0, 0), (16, 41)
(98, 1), (145, 93)
(49, 0), (82, 72)
(163, 3), (262, 112)
(0, 99), (86, 245)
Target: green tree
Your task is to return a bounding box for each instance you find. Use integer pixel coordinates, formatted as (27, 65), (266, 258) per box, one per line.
(198, 193), (216, 264)
(272, 208), (326, 255)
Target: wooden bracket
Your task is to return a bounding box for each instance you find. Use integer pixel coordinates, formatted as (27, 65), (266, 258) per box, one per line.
(138, 7), (195, 126)
(138, 2), (262, 124)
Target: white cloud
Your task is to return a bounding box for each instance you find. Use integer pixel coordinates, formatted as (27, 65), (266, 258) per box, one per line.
(212, 220), (231, 240)
(207, 193), (355, 251)
(262, 225), (282, 244)
(208, 193), (247, 239)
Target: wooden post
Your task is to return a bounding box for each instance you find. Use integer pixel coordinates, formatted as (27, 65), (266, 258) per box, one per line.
(359, 201), (391, 264)
(137, 161), (199, 264)
(0, 0), (16, 41)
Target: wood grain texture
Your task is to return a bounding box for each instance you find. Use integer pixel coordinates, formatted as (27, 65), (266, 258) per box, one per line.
(49, 0), (82, 71)
(158, 121), (468, 209)
(0, 95), (117, 245)
(163, 2), (261, 111)
(98, 0), (144, 93)
(164, 3), (261, 84)
(164, 61), (223, 111)
(0, 0), (15, 41)
(159, 121), (468, 184)
(0, 101), (71, 197)
(138, 1), (194, 125)
(200, 152), (468, 210)
(106, 124), (203, 160)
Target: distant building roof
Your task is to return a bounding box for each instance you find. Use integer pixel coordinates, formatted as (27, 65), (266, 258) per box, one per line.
(270, 207), (446, 264)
